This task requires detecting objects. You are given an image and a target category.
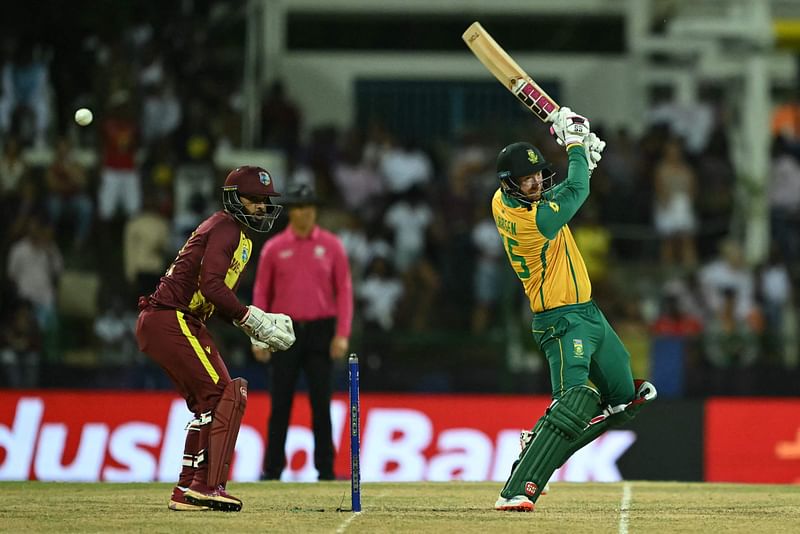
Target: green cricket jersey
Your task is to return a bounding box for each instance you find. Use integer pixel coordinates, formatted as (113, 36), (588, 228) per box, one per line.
(491, 144), (591, 313)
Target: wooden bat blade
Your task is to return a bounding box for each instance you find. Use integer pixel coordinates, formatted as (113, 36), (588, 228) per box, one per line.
(462, 22), (528, 88)
(462, 21), (560, 122)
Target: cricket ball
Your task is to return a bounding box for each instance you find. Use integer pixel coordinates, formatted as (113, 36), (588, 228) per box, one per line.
(74, 108), (93, 126)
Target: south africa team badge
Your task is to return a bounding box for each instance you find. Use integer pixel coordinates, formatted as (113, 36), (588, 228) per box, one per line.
(573, 339), (584, 357)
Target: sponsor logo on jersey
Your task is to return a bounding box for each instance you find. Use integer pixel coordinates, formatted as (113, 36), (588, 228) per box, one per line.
(314, 245), (326, 258)
(573, 339), (584, 357)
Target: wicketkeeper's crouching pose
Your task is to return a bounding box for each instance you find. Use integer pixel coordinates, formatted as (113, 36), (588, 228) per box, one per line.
(491, 108), (656, 511)
(136, 166), (296, 512)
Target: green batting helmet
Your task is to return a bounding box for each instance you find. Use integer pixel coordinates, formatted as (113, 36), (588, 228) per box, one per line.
(496, 142), (556, 206)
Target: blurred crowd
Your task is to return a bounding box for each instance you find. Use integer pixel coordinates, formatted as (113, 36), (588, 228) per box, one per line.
(1, 8), (799, 397)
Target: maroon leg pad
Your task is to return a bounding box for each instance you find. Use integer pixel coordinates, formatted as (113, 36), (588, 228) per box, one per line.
(207, 377), (248, 486)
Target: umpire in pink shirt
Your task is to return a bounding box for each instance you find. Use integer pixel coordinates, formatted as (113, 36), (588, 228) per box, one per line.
(251, 183), (353, 481)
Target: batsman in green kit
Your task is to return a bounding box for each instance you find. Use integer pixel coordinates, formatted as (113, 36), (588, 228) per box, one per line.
(492, 108), (657, 512)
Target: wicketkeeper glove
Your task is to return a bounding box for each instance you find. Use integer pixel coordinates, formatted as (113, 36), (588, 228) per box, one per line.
(549, 106), (591, 148)
(250, 337), (272, 351)
(236, 305), (296, 351)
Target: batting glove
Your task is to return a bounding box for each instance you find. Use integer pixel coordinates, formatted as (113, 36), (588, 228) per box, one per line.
(549, 106), (591, 147)
(584, 132), (606, 172)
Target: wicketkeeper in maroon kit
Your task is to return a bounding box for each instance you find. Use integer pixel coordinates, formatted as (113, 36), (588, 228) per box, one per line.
(136, 166), (296, 512)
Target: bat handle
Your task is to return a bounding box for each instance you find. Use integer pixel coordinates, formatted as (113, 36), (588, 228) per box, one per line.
(511, 79), (559, 122)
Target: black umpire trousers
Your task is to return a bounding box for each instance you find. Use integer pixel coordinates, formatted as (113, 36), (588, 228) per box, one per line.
(263, 317), (336, 480)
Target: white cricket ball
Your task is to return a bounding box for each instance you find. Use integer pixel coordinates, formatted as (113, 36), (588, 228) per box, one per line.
(74, 108), (93, 126)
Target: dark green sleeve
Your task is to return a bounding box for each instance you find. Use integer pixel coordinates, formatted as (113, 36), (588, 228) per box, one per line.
(545, 179), (568, 198)
(535, 145), (590, 239)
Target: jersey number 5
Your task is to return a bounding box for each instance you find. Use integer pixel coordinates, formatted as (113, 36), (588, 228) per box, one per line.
(504, 237), (530, 279)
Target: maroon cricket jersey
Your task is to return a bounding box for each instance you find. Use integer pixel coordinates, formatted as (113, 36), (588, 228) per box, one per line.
(148, 211), (250, 323)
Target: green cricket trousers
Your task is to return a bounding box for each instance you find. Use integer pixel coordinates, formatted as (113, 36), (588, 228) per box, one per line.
(532, 300), (635, 406)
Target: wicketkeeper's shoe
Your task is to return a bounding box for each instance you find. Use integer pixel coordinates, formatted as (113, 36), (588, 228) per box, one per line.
(168, 486), (209, 511)
(184, 483), (243, 512)
(494, 495), (534, 512)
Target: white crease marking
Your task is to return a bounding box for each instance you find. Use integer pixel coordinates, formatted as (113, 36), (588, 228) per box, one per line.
(619, 482), (632, 534)
(335, 512), (361, 534)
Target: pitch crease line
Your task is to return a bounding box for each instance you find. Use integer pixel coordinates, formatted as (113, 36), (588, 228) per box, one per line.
(335, 511), (361, 534)
(619, 482), (632, 534)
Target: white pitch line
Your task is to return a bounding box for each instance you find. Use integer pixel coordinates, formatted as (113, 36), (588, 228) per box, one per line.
(619, 482), (632, 534)
(335, 512), (361, 534)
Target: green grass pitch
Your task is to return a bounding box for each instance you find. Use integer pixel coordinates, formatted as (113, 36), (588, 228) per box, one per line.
(1, 481), (798, 533)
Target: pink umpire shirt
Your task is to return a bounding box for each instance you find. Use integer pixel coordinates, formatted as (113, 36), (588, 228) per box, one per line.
(253, 225), (353, 338)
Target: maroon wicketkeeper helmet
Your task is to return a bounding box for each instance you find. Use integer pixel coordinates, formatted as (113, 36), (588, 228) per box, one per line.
(222, 166), (282, 232)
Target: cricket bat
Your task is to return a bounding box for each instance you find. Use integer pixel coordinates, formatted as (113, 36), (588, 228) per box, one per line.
(462, 21), (560, 123)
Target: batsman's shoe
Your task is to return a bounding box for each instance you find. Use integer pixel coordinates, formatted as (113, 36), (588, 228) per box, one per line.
(632, 379), (657, 407)
(168, 486), (209, 511)
(494, 495), (534, 512)
(184, 484), (243, 512)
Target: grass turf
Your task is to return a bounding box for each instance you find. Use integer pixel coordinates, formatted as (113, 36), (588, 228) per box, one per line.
(1, 481), (798, 533)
